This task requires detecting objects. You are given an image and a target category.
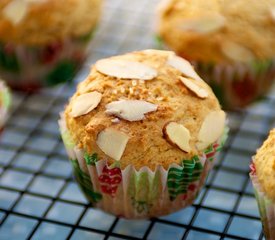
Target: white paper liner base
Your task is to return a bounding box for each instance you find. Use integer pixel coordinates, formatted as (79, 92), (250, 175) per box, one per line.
(59, 115), (226, 219)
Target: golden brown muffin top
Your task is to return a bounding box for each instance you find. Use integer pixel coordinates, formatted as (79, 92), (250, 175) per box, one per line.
(254, 129), (275, 201)
(157, 0), (275, 63)
(64, 50), (226, 170)
(0, 0), (102, 45)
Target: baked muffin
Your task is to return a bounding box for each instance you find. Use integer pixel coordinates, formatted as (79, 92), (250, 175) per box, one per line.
(0, 80), (11, 133)
(156, 0), (275, 109)
(59, 49), (228, 218)
(250, 129), (275, 239)
(0, 0), (102, 91)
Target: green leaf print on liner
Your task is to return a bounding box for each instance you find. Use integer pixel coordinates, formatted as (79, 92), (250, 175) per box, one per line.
(209, 82), (225, 107)
(71, 159), (102, 203)
(0, 87), (11, 109)
(131, 197), (151, 214)
(84, 153), (98, 165)
(0, 43), (20, 72)
(251, 59), (272, 75)
(167, 156), (203, 201)
(77, 28), (97, 43)
(46, 61), (76, 86)
(155, 35), (164, 49)
(61, 130), (75, 149)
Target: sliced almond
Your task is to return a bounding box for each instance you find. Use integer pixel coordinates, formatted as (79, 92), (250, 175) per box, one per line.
(167, 53), (202, 81)
(222, 41), (255, 62)
(78, 81), (99, 94)
(105, 100), (158, 121)
(96, 128), (129, 160)
(179, 76), (208, 99)
(196, 111), (226, 150)
(157, 0), (172, 15)
(180, 14), (225, 34)
(3, 0), (29, 25)
(143, 49), (173, 56)
(71, 91), (102, 118)
(270, 8), (275, 22)
(95, 59), (158, 80)
(163, 122), (191, 152)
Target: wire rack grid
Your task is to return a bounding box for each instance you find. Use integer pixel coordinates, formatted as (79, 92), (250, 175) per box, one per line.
(0, 0), (275, 239)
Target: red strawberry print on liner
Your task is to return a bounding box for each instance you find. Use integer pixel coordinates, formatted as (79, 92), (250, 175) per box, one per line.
(232, 75), (257, 106)
(181, 184), (198, 201)
(98, 166), (122, 197)
(250, 162), (256, 175)
(41, 41), (63, 64)
(205, 142), (220, 161)
(188, 183), (197, 192)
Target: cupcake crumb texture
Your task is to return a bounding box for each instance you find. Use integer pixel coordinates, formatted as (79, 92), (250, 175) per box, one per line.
(157, 0), (275, 63)
(65, 50), (225, 169)
(0, 0), (102, 45)
(254, 129), (275, 201)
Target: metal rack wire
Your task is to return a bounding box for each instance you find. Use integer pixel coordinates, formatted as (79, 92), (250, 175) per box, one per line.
(0, 0), (274, 239)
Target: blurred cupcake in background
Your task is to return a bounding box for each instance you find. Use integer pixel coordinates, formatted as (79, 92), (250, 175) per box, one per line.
(0, 0), (102, 92)
(250, 129), (275, 239)
(0, 80), (11, 133)
(156, 0), (275, 109)
(59, 49), (228, 218)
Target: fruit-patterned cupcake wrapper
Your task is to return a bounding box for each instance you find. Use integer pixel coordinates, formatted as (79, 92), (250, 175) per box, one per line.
(155, 36), (275, 109)
(250, 161), (275, 239)
(59, 114), (228, 219)
(0, 29), (95, 91)
(193, 60), (275, 109)
(0, 81), (11, 130)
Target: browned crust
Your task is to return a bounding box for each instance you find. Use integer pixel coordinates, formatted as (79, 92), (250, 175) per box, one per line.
(0, 0), (102, 45)
(64, 50), (222, 170)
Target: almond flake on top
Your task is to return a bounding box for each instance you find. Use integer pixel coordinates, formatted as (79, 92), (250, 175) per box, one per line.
(71, 91), (102, 118)
(179, 76), (208, 99)
(96, 128), (129, 160)
(222, 41), (255, 62)
(163, 122), (191, 153)
(167, 53), (203, 81)
(196, 110), (226, 150)
(105, 100), (158, 121)
(95, 59), (158, 80)
(180, 14), (226, 34)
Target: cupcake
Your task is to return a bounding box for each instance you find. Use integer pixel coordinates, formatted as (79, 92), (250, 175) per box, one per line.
(156, 0), (275, 109)
(0, 0), (102, 91)
(0, 80), (11, 133)
(59, 49), (228, 219)
(250, 129), (275, 238)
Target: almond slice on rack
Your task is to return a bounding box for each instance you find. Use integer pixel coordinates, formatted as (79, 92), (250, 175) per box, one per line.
(3, 0), (29, 25)
(179, 76), (208, 99)
(163, 122), (191, 153)
(196, 111), (226, 150)
(71, 91), (102, 118)
(95, 59), (158, 80)
(105, 100), (158, 121)
(96, 128), (129, 160)
(222, 41), (255, 62)
(180, 14), (226, 34)
(167, 53), (202, 81)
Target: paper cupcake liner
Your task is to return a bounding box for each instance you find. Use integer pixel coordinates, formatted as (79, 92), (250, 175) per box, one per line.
(0, 81), (11, 131)
(155, 35), (275, 109)
(193, 60), (275, 109)
(250, 162), (275, 239)
(59, 114), (228, 219)
(0, 29), (96, 91)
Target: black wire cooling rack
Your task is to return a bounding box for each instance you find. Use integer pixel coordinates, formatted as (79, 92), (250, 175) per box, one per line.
(0, 0), (275, 239)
